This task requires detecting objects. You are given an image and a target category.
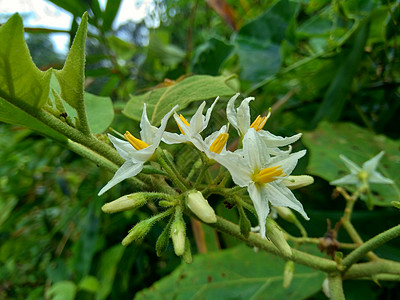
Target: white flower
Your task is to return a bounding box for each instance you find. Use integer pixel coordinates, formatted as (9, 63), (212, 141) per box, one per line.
(330, 151), (393, 188)
(214, 128), (309, 238)
(226, 93), (302, 155)
(98, 104), (178, 195)
(162, 97), (219, 150)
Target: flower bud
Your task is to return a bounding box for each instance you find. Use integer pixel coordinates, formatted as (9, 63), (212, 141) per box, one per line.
(283, 261), (295, 289)
(186, 191), (217, 223)
(322, 278), (331, 299)
(182, 237), (192, 264)
(121, 209), (173, 246)
(266, 218), (292, 258)
(171, 207), (186, 256)
(102, 193), (148, 213)
(283, 175), (314, 190)
(121, 219), (153, 246)
(275, 207), (298, 224)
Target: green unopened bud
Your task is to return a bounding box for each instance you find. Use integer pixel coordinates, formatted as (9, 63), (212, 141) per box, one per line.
(122, 219), (153, 246)
(182, 237), (192, 264)
(283, 261), (295, 289)
(274, 207), (298, 224)
(156, 218), (172, 257)
(283, 175), (314, 190)
(121, 209), (173, 246)
(102, 193), (148, 213)
(171, 207), (186, 256)
(186, 191), (217, 223)
(266, 218), (292, 258)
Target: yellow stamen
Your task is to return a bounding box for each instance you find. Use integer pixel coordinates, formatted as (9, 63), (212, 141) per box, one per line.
(124, 131), (149, 150)
(250, 109), (271, 131)
(209, 133), (229, 154)
(177, 114), (190, 135)
(253, 165), (285, 184)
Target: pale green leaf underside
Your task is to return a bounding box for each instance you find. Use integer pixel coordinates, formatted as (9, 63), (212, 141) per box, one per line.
(0, 13), (51, 108)
(123, 75), (236, 126)
(135, 245), (324, 300)
(303, 122), (400, 206)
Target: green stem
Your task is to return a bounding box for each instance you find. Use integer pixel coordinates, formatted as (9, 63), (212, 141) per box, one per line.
(208, 215), (337, 273)
(194, 164), (209, 188)
(157, 149), (189, 192)
(341, 219), (379, 261)
(345, 259), (400, 279)
(328, 274), (345, 300)
(35, 109), (125, 166)
(342, 224), (400, 269)
(65, 140), (147, 190)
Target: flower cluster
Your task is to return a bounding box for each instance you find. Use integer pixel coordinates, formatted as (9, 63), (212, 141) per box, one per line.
(99, 94), (309, 238)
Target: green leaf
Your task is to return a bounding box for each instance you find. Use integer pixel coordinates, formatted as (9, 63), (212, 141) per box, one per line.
(54, 12), (88, 109)
(303, 122), (400, 206)
(46, 281), (77, 300)
(134, 245), (324, 300)
(96, 244), (125, 300)
(312, 20), (369, 125)
(84, 93), (114, 134)
(235, 0), (297, 83)
(78, 275), (101, 293)
(123, 75), (236, 126)
(191, 38), (234, 75)
(107, 36), (136, 61)
(52, 74), (114, 134)
(0, 14), (52, 108)
(103, 0), (122, 31)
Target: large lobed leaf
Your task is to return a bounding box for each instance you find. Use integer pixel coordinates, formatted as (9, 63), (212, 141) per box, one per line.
(134, 245), (324, 300)
(123, 75), (236, 126)
(303, 122), (400, 206)
(0, 14), (52, 108)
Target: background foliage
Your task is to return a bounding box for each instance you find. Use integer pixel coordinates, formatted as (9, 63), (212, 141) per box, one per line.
(0, 0), (399, 299)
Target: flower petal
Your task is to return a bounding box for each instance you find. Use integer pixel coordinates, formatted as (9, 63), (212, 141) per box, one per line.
(330, 174), (359, 186)
(248, 182), (270, 238)
(140, 104), (158, 144)
(362, 151), (384, 174)
(202, 96), (219, 131)
(108, 134), (134, 161)
(243, 128), (270, 171)
(339, 155), (361, 174)
(236, 97), (254, 136)
(267, 181), (309, 220)
(226, 93), (240, 130)
(259, 131), (302, 147)
(98, 161), (144, 195)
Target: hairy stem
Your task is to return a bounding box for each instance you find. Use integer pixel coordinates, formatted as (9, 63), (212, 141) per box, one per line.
(328, 274), (345, 300)
(342, 224), (400, 269)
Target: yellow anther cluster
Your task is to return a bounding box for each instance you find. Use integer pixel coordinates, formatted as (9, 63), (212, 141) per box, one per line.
(177, 114), (190, 135)
(253, 165), (285, 184)
(209, 133), (229, 154)
(124, 131), (149, 150)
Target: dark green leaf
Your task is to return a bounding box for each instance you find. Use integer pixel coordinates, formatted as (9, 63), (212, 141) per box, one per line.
(235, 0), (297, 83)
(312, 20), (369, 125)
(103, 0), (122, 31)
(134, 245), (324, 300)
(122, 75), (236, 126)
(191, 38), (234, 75)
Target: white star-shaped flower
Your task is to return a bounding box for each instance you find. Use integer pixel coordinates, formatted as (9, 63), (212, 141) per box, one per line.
(98, 104), (178, 195)
(162, 97), (219, 150)
(330, 151), (393, 188)
(213, 128), (309, 238)
(226, 93), (302, 155)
